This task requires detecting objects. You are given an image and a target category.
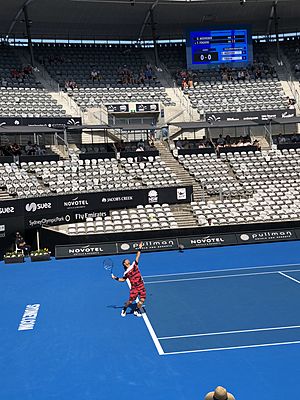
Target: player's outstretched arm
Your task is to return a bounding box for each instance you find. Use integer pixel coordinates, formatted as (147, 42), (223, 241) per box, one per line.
(135, 242), (143, 263)
(111, 274), (126, 282)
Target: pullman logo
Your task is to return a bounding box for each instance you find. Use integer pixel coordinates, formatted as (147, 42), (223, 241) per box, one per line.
(118, 239), (178, 253)
(148, 190), (158, 204)
(25, 202), (52, 212)
(238, 230), (295, 243)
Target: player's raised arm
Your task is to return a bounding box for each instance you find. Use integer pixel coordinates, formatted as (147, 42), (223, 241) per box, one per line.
(135, 242), (143, 263)
(111, 274), (126, 282)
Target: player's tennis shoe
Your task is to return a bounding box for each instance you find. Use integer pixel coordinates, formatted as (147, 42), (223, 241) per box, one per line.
(134, 309), (142, 317)
(121, 309), (126, 317)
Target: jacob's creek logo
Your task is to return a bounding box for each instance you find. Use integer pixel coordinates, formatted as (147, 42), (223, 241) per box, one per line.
(101, 196), (133, 203)
(63, 197), (89, 209)
(281, 111), (295, 118)
(0, 206), (14, 214)
(25, 202), (52, 212)
(148, 190), (158, 204)
(239, 231), (293, 242)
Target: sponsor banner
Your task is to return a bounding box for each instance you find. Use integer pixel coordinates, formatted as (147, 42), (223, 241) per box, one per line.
(179, 234), (237, 249)
(0, 117), (82, 127)
(106, 104), (129, 113)
(2, 186), (193, 230)
(24, 199), (54, 215)
(206, 109), (296, 124)
(0, 199), (23, 217)
(236, 229), (297, 244)
(117, 238), (179, 254)
(55, 242), (117, 259)
(24, 213), (71, 229)
(135, 103), (159, 113)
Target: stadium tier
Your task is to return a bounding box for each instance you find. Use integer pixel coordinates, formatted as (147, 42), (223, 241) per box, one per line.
(0, 46), (69, 118)
(36, 45), (174, 109)
(162, 43), (290, 114)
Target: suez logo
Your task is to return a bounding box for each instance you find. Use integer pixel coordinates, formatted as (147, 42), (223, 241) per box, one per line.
(63, 197), (89, 209)
(0, 206), (14, 214)
(25, 202), (52, 212)
(239, 230), (294, 242)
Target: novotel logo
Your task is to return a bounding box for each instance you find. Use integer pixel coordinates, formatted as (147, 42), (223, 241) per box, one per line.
(64, 198), (89, 207)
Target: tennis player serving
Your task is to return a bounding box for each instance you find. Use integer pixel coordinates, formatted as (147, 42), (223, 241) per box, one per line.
(112, 242), (146, 317)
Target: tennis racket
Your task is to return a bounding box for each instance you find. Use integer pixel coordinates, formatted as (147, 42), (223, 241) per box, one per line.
(103, 258), (114, 275)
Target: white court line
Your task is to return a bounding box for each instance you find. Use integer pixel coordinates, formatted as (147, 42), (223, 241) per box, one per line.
(158, 325), (300, 340)
(143, 263), (300, 279)
(142, 312), (164, 355)
(161, 340), (300, 356)
(125, 280), (164, 355)
(144, 268), (300, 285)
(279, 271), (300, 285)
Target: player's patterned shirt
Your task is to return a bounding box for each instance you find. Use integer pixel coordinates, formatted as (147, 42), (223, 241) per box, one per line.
(123, 261), (144, 288)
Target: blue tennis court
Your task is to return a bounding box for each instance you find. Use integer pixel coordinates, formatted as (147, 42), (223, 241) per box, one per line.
(143, 265), (300, 355)
(1, 240), (300, 400)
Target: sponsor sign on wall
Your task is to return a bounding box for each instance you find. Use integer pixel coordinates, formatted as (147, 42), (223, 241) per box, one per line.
(0, 117), (82, 127)
(179, 234), (237, 248)
(206, 109), (296, 124)
(236, 229), (297, 244)
(5, 186), (192, 230)
(117, 238), (179, 253)
(106, 104), (129, 113)
(135, 103), (159, 113)
(55, 242), (117, 259)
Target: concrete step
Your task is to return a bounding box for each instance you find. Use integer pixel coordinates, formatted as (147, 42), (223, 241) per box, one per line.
(155, 140), (208, 201)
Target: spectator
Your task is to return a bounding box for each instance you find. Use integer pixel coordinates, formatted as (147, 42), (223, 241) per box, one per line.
(91, 70), (98, 81)
(183, 138), (189, 149)
(204, 385), (235, 400)
(25, 141), (35, 155)
(137, 139), (145, 150)
(253, 139), (261, 151)
(161, 126), (168, 139)
(187, 76), (194, 88)
(278, 133), (286, 144)
(176, 139), (183, 149)
(181, 78), (188, 90)
(291, 133), (298, 143)
(15, 232), (31, 256)
(11, 143), (22, 156)
(217, 134), (225, 146)
(144, 68), (152, 82)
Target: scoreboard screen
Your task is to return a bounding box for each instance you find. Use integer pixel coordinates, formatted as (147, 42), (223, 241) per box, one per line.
(186, 27), (253, 69)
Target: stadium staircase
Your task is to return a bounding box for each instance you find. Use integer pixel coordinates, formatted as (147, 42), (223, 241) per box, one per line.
(155, 141), (204, 200)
